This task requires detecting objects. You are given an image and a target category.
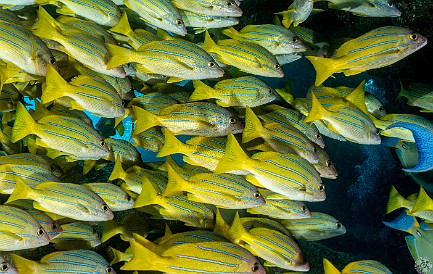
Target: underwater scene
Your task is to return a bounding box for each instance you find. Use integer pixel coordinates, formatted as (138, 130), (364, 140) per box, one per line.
(0, 0), (432, 273)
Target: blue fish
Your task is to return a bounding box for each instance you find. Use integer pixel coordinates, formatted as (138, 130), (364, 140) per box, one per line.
(386, 122), (433, 173)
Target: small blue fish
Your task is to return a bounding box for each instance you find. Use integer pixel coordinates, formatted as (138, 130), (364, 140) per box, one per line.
(386, 122), (433, 173)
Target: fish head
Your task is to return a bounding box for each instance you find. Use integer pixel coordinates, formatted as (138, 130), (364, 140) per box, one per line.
(293, 262), (311, 272)
(399, 31), (428, 54)
(367, 129), (381, 145)
(362, 0), (402, 17)
(49, 162), (64, 178)
(227, 116), (244, 134)
(244, 189), (266, 207)
(266, 62), (284, 78)
(32, 226), (51, 247)
(0, 258), (17, 274)
(281, 33), (307, 53)
(85, 139), (111, 160)
(300, 147), (320, 164)
(212, 0), (243, 17)
(93, 203), (114, 221)
(165, 17), (187, 36)
(105, 266), (117, 274)
(46, 220), (63, 240)
(306, 182), (326, 202)
(107, 66), (127, 78)
(317, 158), (338, 179)
(38, 53), (59, 77)
(195, 58), (225, 79)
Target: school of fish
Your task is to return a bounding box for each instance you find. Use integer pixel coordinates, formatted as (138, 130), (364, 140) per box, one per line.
(0, 0), (428, 272)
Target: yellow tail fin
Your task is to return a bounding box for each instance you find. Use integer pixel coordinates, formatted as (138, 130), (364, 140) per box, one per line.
(134, 182), (158, 208)
(109, 12), (133, 37)
(11, 102), (38, 142)
(221, 27), (240, 39)
(110, 247), (132, 265)
(101, 220), (121, 243)
(304, 92), (329, 123)
(344, 80), (369, 115)
(157, 129), (188, 158)
(411, 187), (433, 213)
(386, 185), (406, 214)
(306, 56), (338, 86)
(163, 163), (189, 197)
(132, 106), (160, 135)
(189, 80), (214, 102)
(242, 106), (264, 143)
(31, 7), (64, 42)
(227, 211), (247, 243)
(213, 208), (231, 239)
(108, 157), (126, 182)
(6, 178), (34, 204)
(106, 44), (136, 69)
(323, 259), (342, 274)
(202, 31), (219, 53)
(41, 65), (68, 104)
(11, 254), (38, 274)
(121, 239), (165, 271)
(215, 134), (250, 174)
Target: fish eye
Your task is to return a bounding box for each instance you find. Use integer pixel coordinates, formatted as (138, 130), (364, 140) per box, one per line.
(100, 140), (105, 146)
(369, 2), (375, 7)
(106, 266), (113, 273)
(229, 117), (236, 124)
(316, 134), (321, 139)
(52, 223), (58, 230)
(292, 37), (298, 43)
(126, 194), (132, 201)
(275, 63), (281, 70)
(0, 262), (9, 271)
(50, 165), (56, 171)
(301, 205), (307, 212)
(50, 57), (56, 64)
(336, 222), (342, 229)
(37, 227), (45, 236)
(253, 192), (261, 199)
(208, 61), (216, 67)
(313, 146), (317, 153)
(252, 262), (260, 272)
(102, 204), (109, 212)
(268, 88), (273, 94)
(388, 1), (394, 6)
(410, 33), (419, 41)
(227, 1), (232, 6)
(319, 184), (325, 191)
(378, 106), (384, 111)
(326, 160), (333, 167)
(175, 19), (183, 26)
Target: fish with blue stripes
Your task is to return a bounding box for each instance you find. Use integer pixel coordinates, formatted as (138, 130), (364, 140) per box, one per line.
(377, 114), (433, 142)
(0, 256), (17, 274)
(121, 234), (265, 273)
(132, 127), (165, 152)
(0, 152), (63, 178)
(134, 181), (215, 228)
(50, 222), (101, 250)
(226, 212), (310, 271)
(163, 163), (265, 209)
(84, 182), (135, 211)
(275, 0), (314, 28)
(326, 0), (401, 17)
(307, 26), (427, 86)
(222, 24), (306, 54)
(11, 102), (110, 161)
(124, 0), (186, 35)
(180, 10), (239, 34)
(305, 93), (381, 144)
(312, 144), (338, 179)
(109, 12), (160, 50)
(0, 205), (50, 251)
(281, 212), (347, 241)
(399, 82), (433, 113)
(107, 39), (224, 82)
(203, 31), (284, 78)
(0, 20), (57, 77)
(172, 0), (242, 16)
(190, 76), (277, 107)
(260, 104), (325, 148)
(42, 65), (125, 118)
(45, 0), (121, 26)
(12, 250), (116, 274)
(216, 134), (326, 202)
(243, 106), (319, 164)
(31, 7), (126, 78)
(157, 129), (226, 171)
(323, 258), (394, 274)
(386, 122), (433, 172)
(0, 83), (20, 112)
(247, 188), (312, 219)
(133, 102), (244, 137)
(6, 179), (114, 221)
